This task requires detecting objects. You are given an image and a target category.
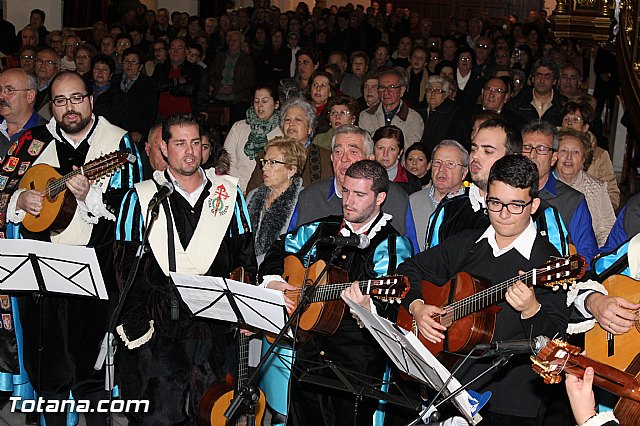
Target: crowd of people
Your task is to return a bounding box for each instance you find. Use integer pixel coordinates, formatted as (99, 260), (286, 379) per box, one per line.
(0, 1), (637, 426)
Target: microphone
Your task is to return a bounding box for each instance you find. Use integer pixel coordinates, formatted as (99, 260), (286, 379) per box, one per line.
(476, 335), (550, 357)
(317, 234), (370, 249)
(148, 182), (174, 210)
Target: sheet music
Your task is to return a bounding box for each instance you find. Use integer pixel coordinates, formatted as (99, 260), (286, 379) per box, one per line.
(343, 297), (481, 425)
(171, 272), (291, 337)
(0, 239), (107, 299)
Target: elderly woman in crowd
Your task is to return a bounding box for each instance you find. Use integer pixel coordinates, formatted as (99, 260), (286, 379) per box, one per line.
(277, 97), (332, 188)
(404, 143), (431, 188)
(17, 45), (37, 71)
(225, 85), (282, 193)
(555, 128), (615, 247)
(561, 101), (620, 209)
(373, 125), (421, 194)
(90, 54), (116, 98)
(357, 71), (380, 111)
(410, 139), (470, 248)
(454, 46), (484, 108)
(308, 70), (337, 135)
(246, 137), (307, 265)
(74, 44), (95, 79)
(60, 34), (81, 71)
(419, 75), (460, 153)
(312, 95), (359, 151)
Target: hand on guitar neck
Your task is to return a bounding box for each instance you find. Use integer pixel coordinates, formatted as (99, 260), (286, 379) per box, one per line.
(65, 165), (91, 203)
(342, 281), (371, 311)
(265, 279), (297, 313)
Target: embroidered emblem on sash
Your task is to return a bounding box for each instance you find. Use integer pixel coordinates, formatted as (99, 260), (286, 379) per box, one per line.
(6, 178), (19, 191)
(0, 296), (10, 310)
(17, 162), (30, 176)
(2, 314), (12, 331)
(0, 194), (9, 209)
(3, 157), (19, 172)
(0, 176), (8, 191)
(7, 142), (18, 156)
(209, 184), (230, 216)
(28, 139), (45, 156)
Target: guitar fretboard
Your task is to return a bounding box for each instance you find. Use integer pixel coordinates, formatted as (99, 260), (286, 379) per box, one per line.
(45, 153), (127, 197)
(309, 278), (400, 303)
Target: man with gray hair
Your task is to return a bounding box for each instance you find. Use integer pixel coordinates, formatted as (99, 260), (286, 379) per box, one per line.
(0, 68), (44, 160)
(289, 124), (419, 251)
(410, 140), (469, 248)
(359, 67), (424, 148)
(419, 75), (460, 153)
(33, 47), (60, 120)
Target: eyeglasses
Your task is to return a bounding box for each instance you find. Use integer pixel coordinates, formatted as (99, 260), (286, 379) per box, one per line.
(19, 55), (35, 60)
(484, 87), (506, 94)
(36, 59), (58, 66)
(486, 198), (533, 214)
(426, 88), (446, 94)
(476, 44), (490, 49)
(522, 144), (556, 155)
(562, 116), (583, 125)
(259, 158), (290, 168)
(459, 57), (471, 62)
(123, 60), (139, 65)
(431, 159), (464, 169)
(496, 53), (509, 59)
(65, 42), (80, 48)
(51, 94), (90, 107)
(377, 84), (404, 92)
(0, 86), (32, 96)
(117, 42), (131, 47)
(329, 110), (351, 117)
(312, 82), (329, 90)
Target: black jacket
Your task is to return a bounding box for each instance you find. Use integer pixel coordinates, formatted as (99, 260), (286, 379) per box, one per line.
(417, 98), (461, 154)
(153, 60), (205, 114)
(514, 89), (568, 126)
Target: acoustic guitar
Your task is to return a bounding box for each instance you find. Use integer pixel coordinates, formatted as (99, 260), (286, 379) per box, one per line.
(396, 254), (587, 366)
(584, 275), (640, 370)
(531, 339), (640, 425)
(274, 255), (409, 340)
(18, 150), (136, 233)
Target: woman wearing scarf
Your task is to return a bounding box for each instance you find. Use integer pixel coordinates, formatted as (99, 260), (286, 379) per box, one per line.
(225, 85), (281, 193)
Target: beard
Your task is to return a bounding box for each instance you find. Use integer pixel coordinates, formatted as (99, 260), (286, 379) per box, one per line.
(59, 110), (92, 134)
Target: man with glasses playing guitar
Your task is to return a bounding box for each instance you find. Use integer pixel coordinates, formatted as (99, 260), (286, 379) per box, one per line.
(398, 155), (573, 425)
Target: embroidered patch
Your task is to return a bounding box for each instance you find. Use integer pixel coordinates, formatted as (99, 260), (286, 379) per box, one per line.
(0, 194), (9, 209)
(0, 176), (8, 191)
(2, 157), (19, 172)
(0, 295), (9, 310)
(209, 184), (230, 216)
(2, 314), (12, 331)
(28, 139), (45, 156)
(6, 178), (20, 191)
(7, 142), (18, 156)
(17, 161), (30, 176)
(447, 187), (465, 198)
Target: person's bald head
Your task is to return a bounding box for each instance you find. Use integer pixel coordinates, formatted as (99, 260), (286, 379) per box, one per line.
(0, 68), (38, 123)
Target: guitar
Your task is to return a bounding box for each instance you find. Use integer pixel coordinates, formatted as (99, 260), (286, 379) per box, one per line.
(18, 150), (136, 233)
(531, 339), (640, 425)
(584, 275), (640, 370)
(199, 267), (266, 426)
(274, 255), (409, 339)
(396, 254), (587, 365)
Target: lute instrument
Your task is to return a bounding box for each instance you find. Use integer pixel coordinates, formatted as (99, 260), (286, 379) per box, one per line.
(18, 150), (136, 233)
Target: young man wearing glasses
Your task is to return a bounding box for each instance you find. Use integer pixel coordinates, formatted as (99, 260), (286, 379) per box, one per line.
(6, 70), (143, 424)
(358, 67), (424, 148)
(399, 154), (571, 424)
(521, 120), (598, 264)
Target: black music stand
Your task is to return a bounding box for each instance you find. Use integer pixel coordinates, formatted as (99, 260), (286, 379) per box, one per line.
(0, 238), (108, 426)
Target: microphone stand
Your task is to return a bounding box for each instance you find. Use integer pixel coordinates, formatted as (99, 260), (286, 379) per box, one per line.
(224, 242), (346, 421)
(407, 347), (513, 425)
(104, 202), (161, 426)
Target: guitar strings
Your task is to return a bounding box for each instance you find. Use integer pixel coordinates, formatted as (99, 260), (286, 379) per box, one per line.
(44, 154), (123, 196)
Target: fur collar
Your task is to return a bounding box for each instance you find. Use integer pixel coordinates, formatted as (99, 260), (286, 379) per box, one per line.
(248, 177), (303, 256)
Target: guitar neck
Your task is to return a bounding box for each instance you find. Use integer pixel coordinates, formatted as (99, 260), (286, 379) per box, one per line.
(565, 353), (640, 403)
(48, 154), (123, 197)
(235, 334), (250, 391)
(309, 279), (388, 303)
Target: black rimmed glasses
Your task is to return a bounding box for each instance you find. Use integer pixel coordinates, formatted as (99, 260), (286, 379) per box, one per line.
(51, 94), (90, 107)
(259, 158), (290, 168)
(431, 159), (464, 169)
(486, 199), (533, 214)
(0, 86), (32, 96)
(522, 144), (556, 155)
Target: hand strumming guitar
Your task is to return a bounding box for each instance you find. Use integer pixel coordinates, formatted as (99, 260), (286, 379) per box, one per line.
(506, 272), (540, 319)
(17, 190), (44, 216)
(408, 300), (447, 344)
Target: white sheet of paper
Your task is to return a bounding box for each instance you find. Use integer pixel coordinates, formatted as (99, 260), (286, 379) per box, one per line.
(0, 239), (107, 299)
(171, 272), (291, 337)
(343, 297), (480, 425)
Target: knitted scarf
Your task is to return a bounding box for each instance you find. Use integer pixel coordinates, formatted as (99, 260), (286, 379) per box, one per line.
(244, 108), (281, 160)
(248, 177), (302, 256)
